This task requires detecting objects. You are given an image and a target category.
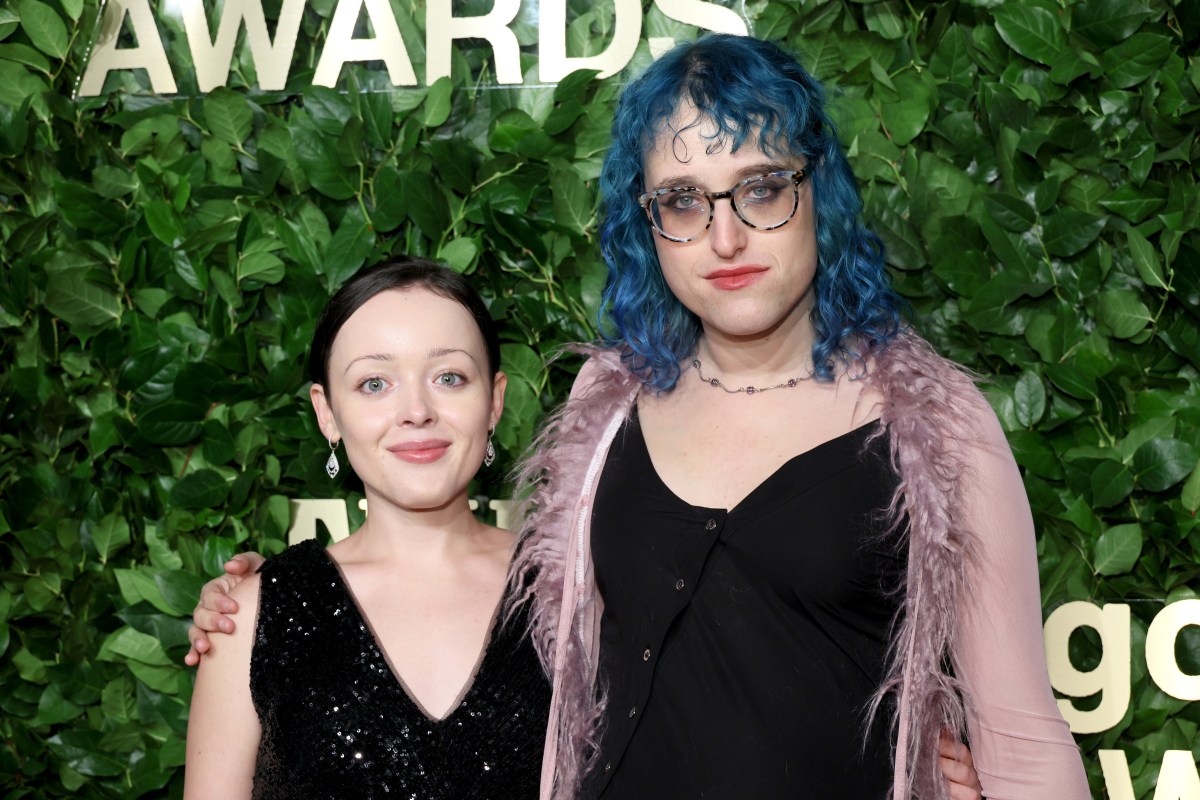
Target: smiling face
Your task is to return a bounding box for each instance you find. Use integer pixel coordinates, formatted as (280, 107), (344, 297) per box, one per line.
(310, 288), (505, 513)
(643, 111), (819, 345)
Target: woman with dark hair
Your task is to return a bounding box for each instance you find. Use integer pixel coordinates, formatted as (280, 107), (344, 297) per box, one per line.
(184, 257), (549, 798)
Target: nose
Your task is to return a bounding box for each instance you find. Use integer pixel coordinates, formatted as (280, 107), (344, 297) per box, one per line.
(707, 198), (748, 259)
(395, 381), (436, 427)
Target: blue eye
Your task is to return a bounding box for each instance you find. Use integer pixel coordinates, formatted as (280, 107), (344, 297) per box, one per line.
(659, 190), (706, 215)
(437, 372), (465, 387)
(360, 377), (387, 394)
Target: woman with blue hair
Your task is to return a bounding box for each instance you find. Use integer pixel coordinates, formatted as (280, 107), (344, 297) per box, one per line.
(510, 33), (1088, 800)
(187, 33), (1086, 800)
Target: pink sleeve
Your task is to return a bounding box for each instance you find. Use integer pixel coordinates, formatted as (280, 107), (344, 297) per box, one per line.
(953, 407), (1091, 800)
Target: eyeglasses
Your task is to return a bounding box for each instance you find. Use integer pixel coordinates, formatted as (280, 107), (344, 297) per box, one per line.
(638, 169), (809, 243)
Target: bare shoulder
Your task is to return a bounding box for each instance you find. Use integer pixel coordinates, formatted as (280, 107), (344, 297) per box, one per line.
(228, 569), (262, 606)
(223, 571), (263, 641)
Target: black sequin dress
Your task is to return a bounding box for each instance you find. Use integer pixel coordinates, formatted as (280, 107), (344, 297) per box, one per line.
(249, 539), (550, 800)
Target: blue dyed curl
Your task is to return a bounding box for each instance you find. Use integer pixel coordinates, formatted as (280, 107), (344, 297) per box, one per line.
(598, 34), (903, 392)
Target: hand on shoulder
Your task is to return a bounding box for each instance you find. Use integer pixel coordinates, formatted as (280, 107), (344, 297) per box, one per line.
(185, 551), (266, 666)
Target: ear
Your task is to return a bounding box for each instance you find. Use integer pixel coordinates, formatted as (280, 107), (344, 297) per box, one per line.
(310, 383), (340, 443)
(489, 372), (507, 431)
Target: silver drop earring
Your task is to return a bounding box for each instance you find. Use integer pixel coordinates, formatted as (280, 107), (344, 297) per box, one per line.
(483, 426), (496, 468)
(325, 438), (340, 479)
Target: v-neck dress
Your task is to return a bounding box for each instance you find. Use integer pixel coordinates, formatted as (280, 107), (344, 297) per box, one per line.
(249, 539), (550, 799)
(587, 411), (905, 799)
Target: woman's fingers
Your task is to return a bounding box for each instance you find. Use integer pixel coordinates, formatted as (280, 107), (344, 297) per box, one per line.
(940, 730), (981, 800)
(198, 574), (242, 619)
(184, 625), (211, 667)
(224, 551), (266, 576)
(183, 553), (264, 665)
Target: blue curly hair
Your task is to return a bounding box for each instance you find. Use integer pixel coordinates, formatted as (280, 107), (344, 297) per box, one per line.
(598, 33), (903, 391)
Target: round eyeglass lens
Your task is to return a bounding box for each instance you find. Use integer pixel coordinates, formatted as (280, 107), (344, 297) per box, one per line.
(733, 174), (798, 229)
(648, 189), (709, 241)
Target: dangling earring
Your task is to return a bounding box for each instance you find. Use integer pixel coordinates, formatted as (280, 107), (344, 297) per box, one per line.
(483, 426), (496, 468)
(325, 438), (340, 479)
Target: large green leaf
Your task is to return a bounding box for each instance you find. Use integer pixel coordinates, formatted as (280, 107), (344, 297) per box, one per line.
(205, 88), (254, 146)
(137, 401), (206, 445)
(1098, 184), (1166, 223)
(438, 237), (480, 272)
(983, 193), (1036, 233)
(45, 269), (122, 331)
(1181, 462), (1200, 513)
(1072, 0), (1155, 47)
(1013, 370), (1046, 427)
(144, 199), (184, 246)
(289, 110), (359, 200)
(992, 2), (1066, 66)
(85, 513), (131, 563)
(99, 627), (173, 667)
(1124, 227), (1167, 289)
(1133, 438), (1199, 493)
(17, 0), (66, 59)
(323, 208), (375, 289)
(1090, 460), (1134, 509)
(170, 469), (231, 509)
(1096, 289), (1152, 339)
(879, 71), (934, 146)
(238, 238), (287, 286)
(1093, 523), (1143, 576)
(551, 167), (591, 235)
(1100, 33), (1173, 89)
(1042, 209), (1105, 257)
(46, 732), (126, 777)
(423, 76), (452, 128)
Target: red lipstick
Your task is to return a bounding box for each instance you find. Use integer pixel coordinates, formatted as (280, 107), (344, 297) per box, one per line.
(705, 266), (767, 291)
(388, 439), (451, 464)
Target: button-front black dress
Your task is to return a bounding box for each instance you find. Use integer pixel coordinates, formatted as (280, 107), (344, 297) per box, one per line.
(249, 539), (550, 800)
(588, 412), (904, 798)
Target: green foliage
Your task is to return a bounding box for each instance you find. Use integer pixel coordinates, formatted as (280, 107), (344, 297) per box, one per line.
(0, 0), (1196, 796)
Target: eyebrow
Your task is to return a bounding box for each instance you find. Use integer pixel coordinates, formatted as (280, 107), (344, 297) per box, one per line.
(426, 347), (476, 363)
(343, 353), (393, 374)
(342, 348), (478, 375)
(650, 162), (795, 191)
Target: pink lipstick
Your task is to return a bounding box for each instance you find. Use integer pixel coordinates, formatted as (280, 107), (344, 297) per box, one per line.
(388, 439), (451, 464)
(705, 266), (767, 290)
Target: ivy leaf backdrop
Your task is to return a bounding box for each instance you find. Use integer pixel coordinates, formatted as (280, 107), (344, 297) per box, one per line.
(0, 0), (1197, 796)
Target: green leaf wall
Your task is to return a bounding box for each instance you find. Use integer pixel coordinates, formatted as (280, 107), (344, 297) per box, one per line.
(0, 0), (1196, 796)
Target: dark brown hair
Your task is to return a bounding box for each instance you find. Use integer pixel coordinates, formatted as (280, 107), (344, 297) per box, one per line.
(308, 257), (501, 387)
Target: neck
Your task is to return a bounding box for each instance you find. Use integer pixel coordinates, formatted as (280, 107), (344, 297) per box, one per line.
(348, 491), (489, 565)
(695, 306), (817, 381)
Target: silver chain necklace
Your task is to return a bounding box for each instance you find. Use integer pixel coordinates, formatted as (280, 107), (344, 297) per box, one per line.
(692, 357), (811, 395)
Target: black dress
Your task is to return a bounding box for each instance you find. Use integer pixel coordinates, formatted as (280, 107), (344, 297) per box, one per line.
(249, 539), (550, 800)
(587, 412), (904, 799)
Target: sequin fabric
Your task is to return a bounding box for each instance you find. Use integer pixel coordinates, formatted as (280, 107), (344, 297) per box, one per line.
(250, 539), (550, 800)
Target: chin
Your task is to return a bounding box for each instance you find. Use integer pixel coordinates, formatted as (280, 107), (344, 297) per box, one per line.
(365, 479), (469, 513)
(704, 310), (793, 339)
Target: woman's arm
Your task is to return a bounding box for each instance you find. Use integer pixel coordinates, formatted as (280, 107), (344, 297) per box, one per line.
(184, 552), (265, 665)
(954, 405), (1090, 799)
(183, 572), (263, 799)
